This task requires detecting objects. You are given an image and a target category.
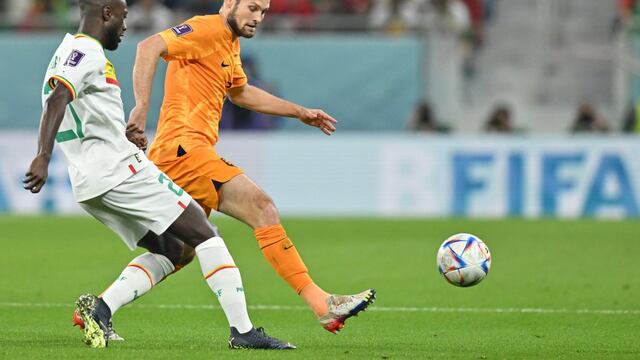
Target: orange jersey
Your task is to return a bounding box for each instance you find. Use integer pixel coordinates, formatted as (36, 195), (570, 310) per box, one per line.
(149, 15), (247, 162)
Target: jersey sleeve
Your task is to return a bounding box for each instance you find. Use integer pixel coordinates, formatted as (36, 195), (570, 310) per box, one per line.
(48, 41), (104, 101)
(230, 60), (248, 89)
(159, 17), (217, 61)
(229, 44), (248, 89)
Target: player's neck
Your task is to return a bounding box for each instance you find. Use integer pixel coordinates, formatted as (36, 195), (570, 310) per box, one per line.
(218, 12), (238, 40)
(77, 19), (105, 47)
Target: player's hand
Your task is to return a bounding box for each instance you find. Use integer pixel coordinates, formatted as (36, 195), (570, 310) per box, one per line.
(127, 106), (148, 150)
(23, 154), (50, 193)
(126, 123), (148, 151)
(297, 108), (337, 135)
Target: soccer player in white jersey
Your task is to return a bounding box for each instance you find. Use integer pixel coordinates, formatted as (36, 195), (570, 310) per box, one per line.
(23, 0), (294, 350)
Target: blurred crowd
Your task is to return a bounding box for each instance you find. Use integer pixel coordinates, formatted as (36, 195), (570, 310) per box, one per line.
(4, 0), (219, 32)
(2, 0), (493, 37)
(405, 99), (640, 134)
(615, 0), (640, 31)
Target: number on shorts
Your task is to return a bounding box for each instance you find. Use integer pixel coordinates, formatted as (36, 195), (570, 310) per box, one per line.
(158, 173), (184, 196)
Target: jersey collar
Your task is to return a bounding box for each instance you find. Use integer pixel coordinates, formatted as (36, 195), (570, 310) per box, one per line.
(75, 33), (103, 48)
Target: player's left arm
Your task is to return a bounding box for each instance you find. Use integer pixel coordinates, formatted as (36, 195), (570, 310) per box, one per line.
(227, 84), (337, 135)
(23, 84), (73, 193)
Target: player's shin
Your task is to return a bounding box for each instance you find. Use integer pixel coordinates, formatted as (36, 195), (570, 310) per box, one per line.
(255, 224), (330, 316)
(195, 237), (253, 334)
(100, 252), (175, 314)
(255, 224), (314, 293)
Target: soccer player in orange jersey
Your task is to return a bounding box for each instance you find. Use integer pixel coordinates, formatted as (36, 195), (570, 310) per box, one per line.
(124, 0), (375, 334)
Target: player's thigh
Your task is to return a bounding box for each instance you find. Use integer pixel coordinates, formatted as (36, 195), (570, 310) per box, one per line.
(166, 201), (220, 248)
(98, 164), (193, 241)
(217, 173), (279, 228)
(158, 147), (243, 215)
(79, 198), (148, 250)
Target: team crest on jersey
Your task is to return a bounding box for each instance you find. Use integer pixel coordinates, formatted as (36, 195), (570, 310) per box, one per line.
(105, 60), (119, 87)
(64, 50), (85, 67)
(171, 24), (193, 36)
(49, 55), (60, 70)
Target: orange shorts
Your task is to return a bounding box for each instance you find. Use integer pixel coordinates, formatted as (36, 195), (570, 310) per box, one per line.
(149, 145), (243, 216)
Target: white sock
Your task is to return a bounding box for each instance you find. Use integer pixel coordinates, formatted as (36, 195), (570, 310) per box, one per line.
(100, 252), (174, 314)
(195, 237), (253, 333)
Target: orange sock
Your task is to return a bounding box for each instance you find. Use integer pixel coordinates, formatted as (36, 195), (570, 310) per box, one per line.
(255, 224), (313, 294)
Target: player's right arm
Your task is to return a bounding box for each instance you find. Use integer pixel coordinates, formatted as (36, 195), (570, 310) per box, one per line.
(128, 17), (213, 149)
(23, 84), (73, 193)
(127, 34), (168, 150)
(26, 38), (103, 193)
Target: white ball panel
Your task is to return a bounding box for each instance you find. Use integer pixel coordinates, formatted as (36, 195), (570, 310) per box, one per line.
(460, 241), (484, 264)
(448, 240), (467, 255)
(458, 265), (487, 287)
(443, 269), (462, 286)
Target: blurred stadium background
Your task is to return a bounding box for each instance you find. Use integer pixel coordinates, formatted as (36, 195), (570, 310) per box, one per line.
(2, 1), (640, 359)
(2, 0), (640, 218)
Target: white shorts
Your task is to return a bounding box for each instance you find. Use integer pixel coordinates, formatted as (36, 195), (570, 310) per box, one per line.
(79, 164), (192, 250)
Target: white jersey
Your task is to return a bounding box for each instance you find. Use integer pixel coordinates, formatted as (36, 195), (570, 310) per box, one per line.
(42, 33), (148, 201)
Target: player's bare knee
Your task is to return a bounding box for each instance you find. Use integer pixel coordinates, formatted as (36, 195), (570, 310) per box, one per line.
(138, 232), (183, 265)
(254, 193), (279, 224)
(169, 202), (220, 248)
(191, 218), (220, 243)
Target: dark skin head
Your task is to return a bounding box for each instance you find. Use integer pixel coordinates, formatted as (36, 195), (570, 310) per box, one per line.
(78, 0), (128, 50)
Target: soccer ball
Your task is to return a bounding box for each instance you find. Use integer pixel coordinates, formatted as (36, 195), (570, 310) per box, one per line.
(437, 233), (491, 287)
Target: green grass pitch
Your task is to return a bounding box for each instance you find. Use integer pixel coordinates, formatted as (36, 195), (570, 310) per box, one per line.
(1, 216), (639, 359)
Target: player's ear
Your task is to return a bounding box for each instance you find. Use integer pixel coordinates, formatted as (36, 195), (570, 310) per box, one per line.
(102, 5), (113, 21)
(223, 0), (235, 10)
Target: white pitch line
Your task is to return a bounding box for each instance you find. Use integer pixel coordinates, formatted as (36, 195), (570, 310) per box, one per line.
(0, 302), (639, 315)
